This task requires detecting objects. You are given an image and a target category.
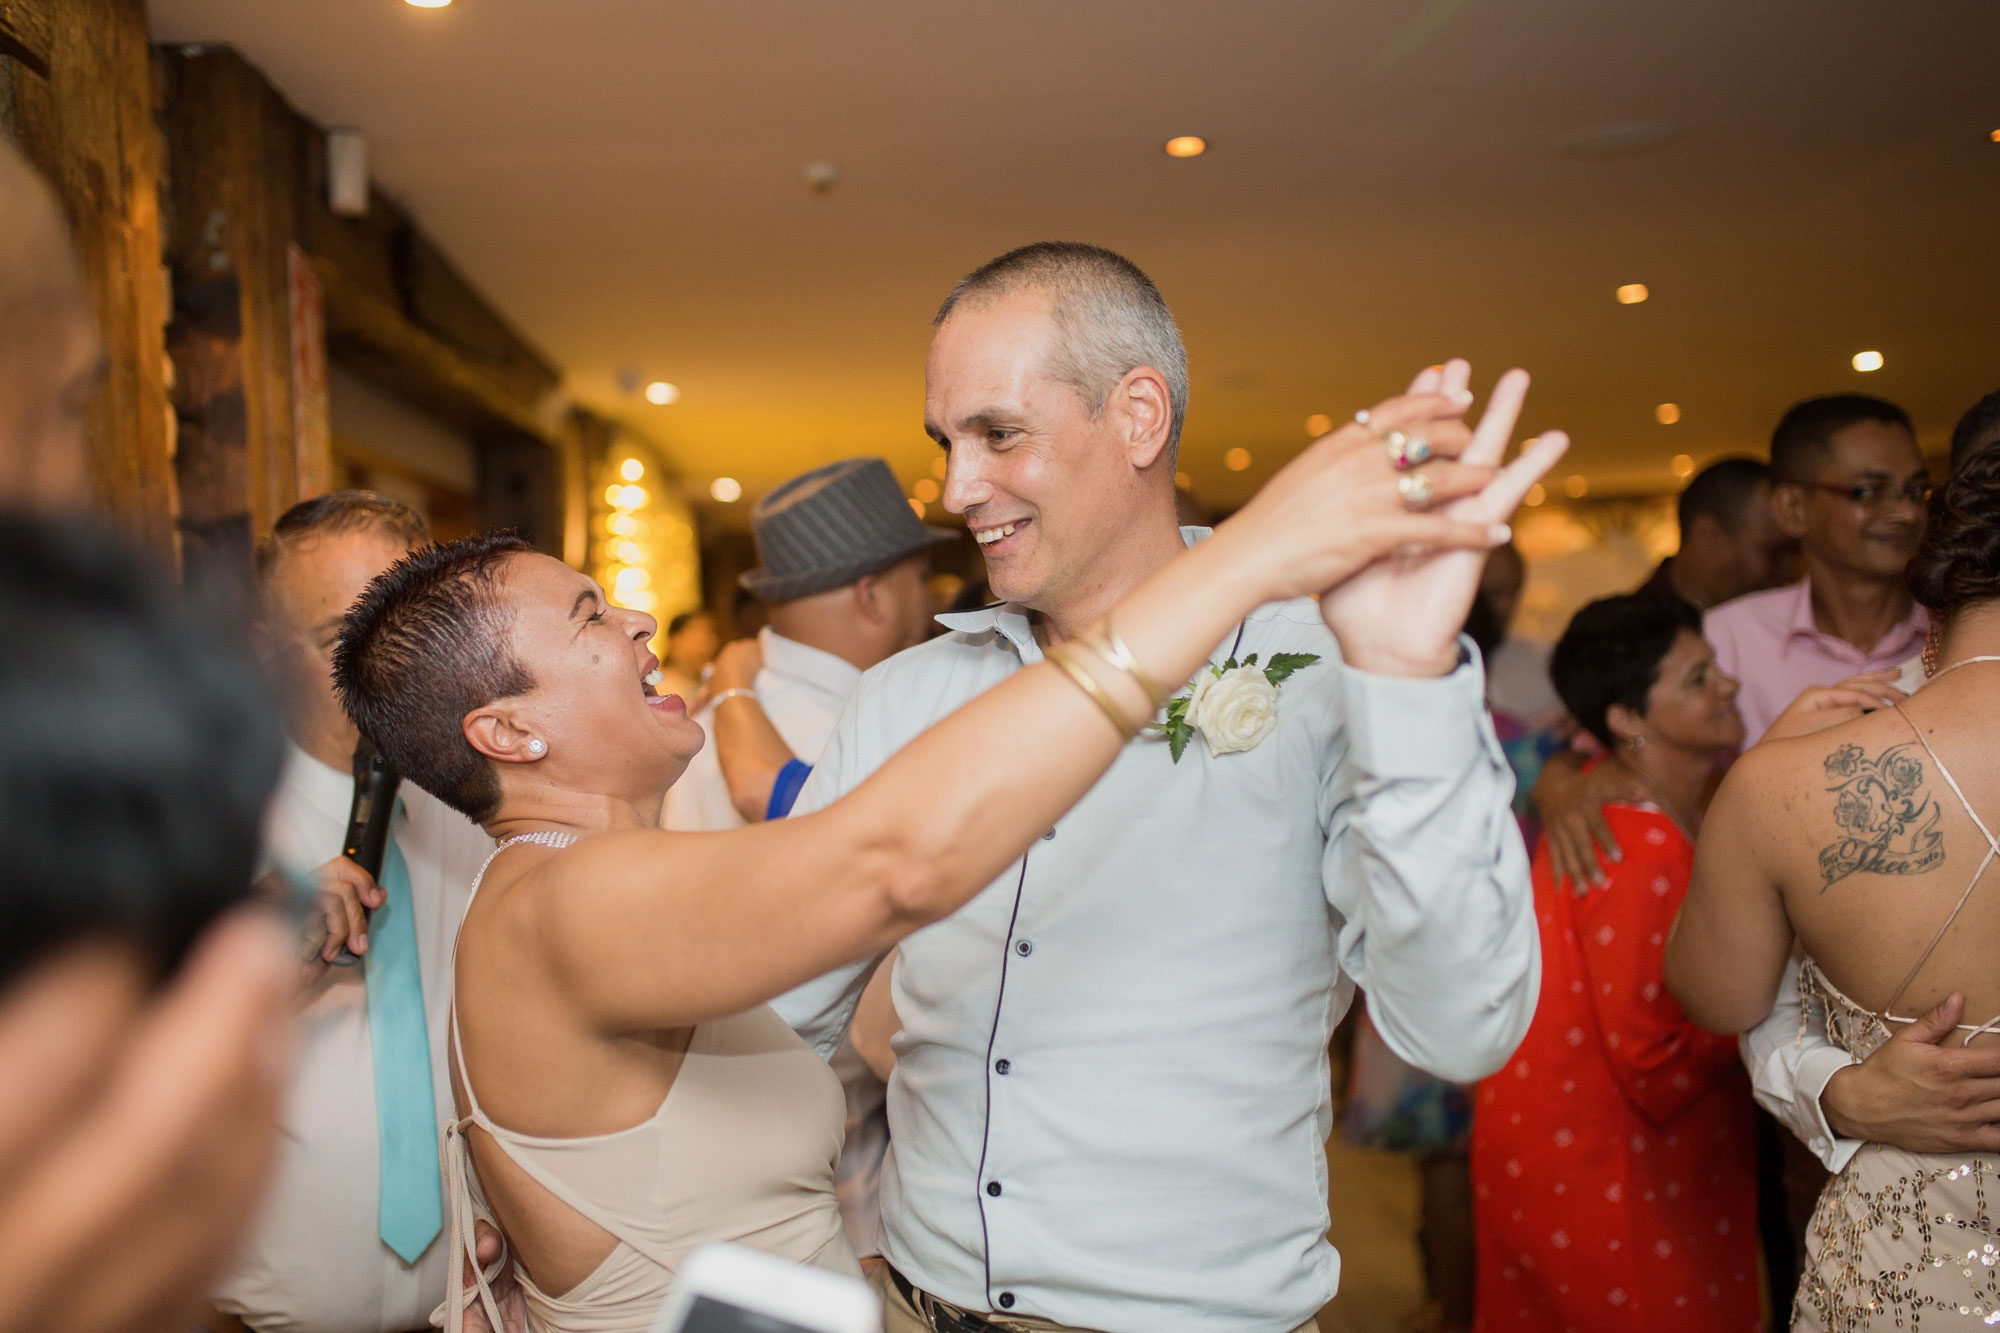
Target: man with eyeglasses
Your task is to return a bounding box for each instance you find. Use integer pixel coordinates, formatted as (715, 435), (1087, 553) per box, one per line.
(1702, 392), (1930, 743)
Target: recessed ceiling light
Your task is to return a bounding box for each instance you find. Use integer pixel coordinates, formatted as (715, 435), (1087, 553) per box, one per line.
(1852, 350), (1884, 372)
(1223, 447), (1251, 472)
(1655, 403), (1681, 425)
(645, 381), (680, 405)
(404, 0), (452, 8)
(1164, 135), (1207, 158)
(1671, 454), (1695, 478)
(710, 477), (742, 503)
(1305, 413), (1333, 437)
(1616, 284), (1649, 305)
(1563, 474), (1589, 498)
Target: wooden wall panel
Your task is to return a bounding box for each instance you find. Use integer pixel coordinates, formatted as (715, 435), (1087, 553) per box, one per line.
(3, 0), (174, 558)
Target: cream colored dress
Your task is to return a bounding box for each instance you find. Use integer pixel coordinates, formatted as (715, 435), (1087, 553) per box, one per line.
(442, 838), (858, 1333)
(1793, 693), (2000, 1330)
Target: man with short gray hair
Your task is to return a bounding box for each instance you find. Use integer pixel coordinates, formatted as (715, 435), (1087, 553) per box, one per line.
(776, 242), (1546, 1332)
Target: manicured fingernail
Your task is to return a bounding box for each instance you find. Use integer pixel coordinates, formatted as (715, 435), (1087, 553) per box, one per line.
(1489, 524), (1512, 543)
(1449, 387), (1474, 405)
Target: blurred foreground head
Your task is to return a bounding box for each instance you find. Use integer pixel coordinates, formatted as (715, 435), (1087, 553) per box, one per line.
(0, 512), (283, 985)
(0, 138), (101, 510)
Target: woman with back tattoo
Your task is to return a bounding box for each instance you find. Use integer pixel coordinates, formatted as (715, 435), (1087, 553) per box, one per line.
(1669, 447), (2000, 1330)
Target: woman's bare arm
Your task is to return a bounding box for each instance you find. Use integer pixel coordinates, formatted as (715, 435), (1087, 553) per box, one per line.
(1664, 750), (1795, 1033)
(536, 385), (1560, 1033)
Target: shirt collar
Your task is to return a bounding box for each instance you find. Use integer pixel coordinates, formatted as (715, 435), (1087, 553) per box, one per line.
(281, 740), (354, 825)
(933, 526), (1215, 663)
(1784, 575), (1931, 657)
(758, 626), (864, 696)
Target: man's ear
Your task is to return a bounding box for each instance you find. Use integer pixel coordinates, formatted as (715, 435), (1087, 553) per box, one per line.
(1111, 365), (1173, 471)
(465, 704), (541, 764)
(851, 573), (886, 626)
(1770, 483), (1810, 541)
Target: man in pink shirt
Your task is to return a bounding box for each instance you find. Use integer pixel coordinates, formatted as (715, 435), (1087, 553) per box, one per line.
(1704, 394), (1930, 743)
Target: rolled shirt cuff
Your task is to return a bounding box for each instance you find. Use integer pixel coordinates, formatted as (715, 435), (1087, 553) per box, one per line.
(1798, 1043), (1865, 1174)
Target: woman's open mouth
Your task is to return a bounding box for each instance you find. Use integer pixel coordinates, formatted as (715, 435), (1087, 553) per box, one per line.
(641, 666), (687, 714)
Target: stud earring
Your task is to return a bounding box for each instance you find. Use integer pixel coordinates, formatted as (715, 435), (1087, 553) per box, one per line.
(526, 738), (547, 756)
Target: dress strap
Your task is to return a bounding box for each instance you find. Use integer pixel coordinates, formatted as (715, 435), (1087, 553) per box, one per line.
(1880, 698), (1999, 1017)
(442, 830), (579, 1333)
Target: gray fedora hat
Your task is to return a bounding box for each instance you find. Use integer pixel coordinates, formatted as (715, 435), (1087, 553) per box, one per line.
(738, 456), (956, 603)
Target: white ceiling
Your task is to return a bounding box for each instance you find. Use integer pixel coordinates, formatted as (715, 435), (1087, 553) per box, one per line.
(149, 0), (2000, 521)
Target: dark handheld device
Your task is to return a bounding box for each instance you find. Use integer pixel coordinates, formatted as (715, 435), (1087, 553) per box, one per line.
(330, 735), (402, 967)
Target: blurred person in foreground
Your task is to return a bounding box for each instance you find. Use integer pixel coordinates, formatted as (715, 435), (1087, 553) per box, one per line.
(1667, 445), (2000, 1329)
(770, 242), (1561, 1333)
(336, 354), (1562, 1331)
(664, 456), (949, 1265)
(0, 514), (294, 1333)
(0, 135), (295, 1333)
(1472, 593), (1759, 1331)
(209, 492), (499, 1333)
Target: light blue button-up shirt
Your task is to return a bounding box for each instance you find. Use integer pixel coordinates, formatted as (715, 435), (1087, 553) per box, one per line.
(774, 530), (1537, 1332)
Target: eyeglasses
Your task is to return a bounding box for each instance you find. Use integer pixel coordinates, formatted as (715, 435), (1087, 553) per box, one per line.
(1807, 479), (1933, 509)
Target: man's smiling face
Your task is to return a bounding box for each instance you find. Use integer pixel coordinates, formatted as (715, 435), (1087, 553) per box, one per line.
(926, 287), (1146, 617)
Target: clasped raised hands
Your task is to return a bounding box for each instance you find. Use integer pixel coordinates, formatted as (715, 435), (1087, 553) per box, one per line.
(1223, 359), (1566, 676)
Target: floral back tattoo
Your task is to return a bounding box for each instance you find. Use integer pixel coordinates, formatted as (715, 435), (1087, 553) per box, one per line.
(1818, 742), (1945, 890)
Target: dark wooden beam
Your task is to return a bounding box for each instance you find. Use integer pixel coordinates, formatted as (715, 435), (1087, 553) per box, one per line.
(5, 0), (174, 559)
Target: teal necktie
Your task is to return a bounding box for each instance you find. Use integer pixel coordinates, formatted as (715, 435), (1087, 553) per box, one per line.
(365, 816), (443, 1264)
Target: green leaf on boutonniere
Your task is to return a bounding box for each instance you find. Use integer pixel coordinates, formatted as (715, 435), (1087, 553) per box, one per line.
(1262, 652), (1319, 685)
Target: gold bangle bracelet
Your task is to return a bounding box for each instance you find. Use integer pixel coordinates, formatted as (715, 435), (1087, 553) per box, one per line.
(1044, 644), (1141, 740)
(1093, 619), (1173, 708)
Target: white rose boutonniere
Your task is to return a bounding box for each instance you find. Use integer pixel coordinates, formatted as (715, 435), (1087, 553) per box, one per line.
(1157, 652), (1319, 762)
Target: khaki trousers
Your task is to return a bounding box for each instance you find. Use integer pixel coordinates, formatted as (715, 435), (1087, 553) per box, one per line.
(868, 1263), (1320, 1333)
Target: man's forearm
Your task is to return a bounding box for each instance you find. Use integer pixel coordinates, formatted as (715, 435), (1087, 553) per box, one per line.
(1329, 657), (1538, 1084)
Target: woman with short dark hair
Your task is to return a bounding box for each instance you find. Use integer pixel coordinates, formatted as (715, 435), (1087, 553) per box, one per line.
(1473, 592), (1760, 1331)
(1669, 447), (2000, 1329)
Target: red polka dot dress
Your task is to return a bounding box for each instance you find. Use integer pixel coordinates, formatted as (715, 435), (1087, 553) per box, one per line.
(1471, 804), (1761, 1332)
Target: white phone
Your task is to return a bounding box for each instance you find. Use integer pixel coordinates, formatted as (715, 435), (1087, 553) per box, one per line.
(651, 1243), (880, 1333)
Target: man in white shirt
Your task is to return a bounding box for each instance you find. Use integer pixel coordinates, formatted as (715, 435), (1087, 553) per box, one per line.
(212, 492), (496, 1333)
(774, 242), (1538, 1332)
(665, 455), (948, 1257)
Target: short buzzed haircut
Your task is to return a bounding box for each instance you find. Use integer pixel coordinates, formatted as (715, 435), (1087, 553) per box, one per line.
(1769, 394), (1913, 484)
(333, 533), (534, 821)
(936, 242), (1190, 460)
(255, 490), (431, 598)
(1676, 457), (1770, 536)
(1949, 388), (2000, 476)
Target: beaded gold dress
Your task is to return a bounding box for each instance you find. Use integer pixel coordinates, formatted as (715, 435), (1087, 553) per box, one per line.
(1793, 682), (2000, 1331)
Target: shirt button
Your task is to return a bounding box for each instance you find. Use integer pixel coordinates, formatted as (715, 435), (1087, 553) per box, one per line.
(997, 1293), (1016, 1309)
(987, 1180), (1003, 1196)
(994, 1058), (1011, 1075)
(1041, 828), (1055, 840)
(1015, 939), (1033, 957)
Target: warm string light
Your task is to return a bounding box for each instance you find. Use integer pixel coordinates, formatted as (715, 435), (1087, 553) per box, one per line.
(1223, 447), (1252, 472)
(710, 477), (743, 503)
(1852, 350), (1884, 373)
(644, 381), (681, 405)
(1164, 135), (1207, 158)
(1305, 413), (1333, 437)
(1616, 284), (1649, 305)
(1655, 403), (1681, 425)
(1671, 454), (1695, 479)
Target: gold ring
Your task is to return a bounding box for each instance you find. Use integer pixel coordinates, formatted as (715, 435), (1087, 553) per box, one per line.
(1397, 470), (1436, 509)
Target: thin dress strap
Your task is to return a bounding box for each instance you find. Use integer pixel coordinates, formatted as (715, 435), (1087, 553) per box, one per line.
(444, 831), (578, 1333)
(1878, 693), (2000, 1019)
